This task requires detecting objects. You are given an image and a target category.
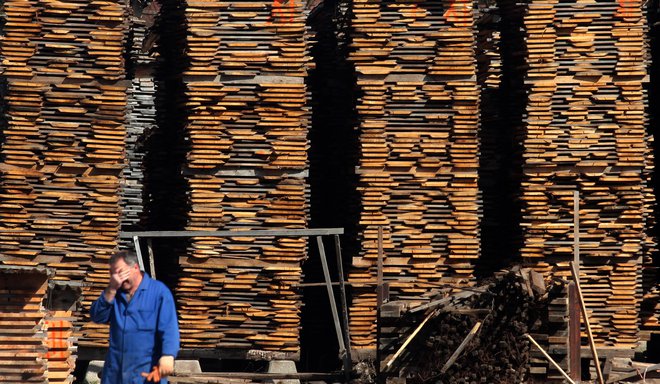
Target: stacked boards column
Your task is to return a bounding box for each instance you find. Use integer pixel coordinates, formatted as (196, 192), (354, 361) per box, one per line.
(175, 1), (311, 355)
(347, 0), (481, 355)
(0, 0), (128, 347)
(505, 0), (655, 377)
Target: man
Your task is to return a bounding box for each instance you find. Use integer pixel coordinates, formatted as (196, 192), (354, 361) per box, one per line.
(91, 250), (180, 383)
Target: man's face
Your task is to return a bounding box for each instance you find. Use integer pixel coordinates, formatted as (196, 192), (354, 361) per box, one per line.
(110, 258), (140, 292)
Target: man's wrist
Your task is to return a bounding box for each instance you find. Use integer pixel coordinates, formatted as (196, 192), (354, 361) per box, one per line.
(104, 287), (117, 302)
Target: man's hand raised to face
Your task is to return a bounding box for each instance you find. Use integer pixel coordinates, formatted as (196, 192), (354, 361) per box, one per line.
(110, 267), (131, 291)
(104, 266), (131, 302)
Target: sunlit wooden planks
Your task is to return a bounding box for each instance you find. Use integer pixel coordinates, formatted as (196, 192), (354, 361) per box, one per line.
(347, 0), (481, 353)
(0, 0), (129, 350)
(497, 0), (654, 360)
(172, 0), (311, 355)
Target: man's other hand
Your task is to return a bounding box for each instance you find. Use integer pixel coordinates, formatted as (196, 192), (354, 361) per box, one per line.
(159, 355), (174, 377)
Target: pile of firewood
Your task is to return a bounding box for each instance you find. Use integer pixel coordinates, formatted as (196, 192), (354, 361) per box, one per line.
(377, 269), (552, 384)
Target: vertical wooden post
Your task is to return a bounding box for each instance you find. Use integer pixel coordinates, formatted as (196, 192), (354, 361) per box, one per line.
(573, 190), (580, 269)
(569, 190), (581, 381)
(376, 226), (384, 382)
(568, 282), (581, 381)
(570, 261), (604, 384)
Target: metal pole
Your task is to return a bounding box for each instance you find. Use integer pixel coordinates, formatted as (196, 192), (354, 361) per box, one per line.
(334, 235), (352, 379)
(147, 238), (156, 279)
(133, 236), (145, 271)
(316, 236), (347, 361)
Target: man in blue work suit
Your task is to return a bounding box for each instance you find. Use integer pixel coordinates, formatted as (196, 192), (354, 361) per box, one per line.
(91, 250), (180, 383)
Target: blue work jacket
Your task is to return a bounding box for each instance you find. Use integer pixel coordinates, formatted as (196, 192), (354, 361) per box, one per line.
(90, 273), (180, 384)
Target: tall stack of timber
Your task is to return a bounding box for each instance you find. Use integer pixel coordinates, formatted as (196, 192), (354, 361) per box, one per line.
(641, 0), (660, 338)
(497, 0), (655, 376)
(0, 0), (128, 347)
(347, 0), (481, 355)
(173, 0), (311, 355)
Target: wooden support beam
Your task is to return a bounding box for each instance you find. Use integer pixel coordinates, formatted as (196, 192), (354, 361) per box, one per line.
(570, 261), (605, 384)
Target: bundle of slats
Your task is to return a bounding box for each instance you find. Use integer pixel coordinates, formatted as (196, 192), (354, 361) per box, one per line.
(0, 268), (48, 384)
(0, 0), (128, 348)
(497, 0), (655, 358)
(44, 314), (76, 384)
(45, 284), (81, 384)
(172, 0), (311, 355)
(347, 0), (481, 354)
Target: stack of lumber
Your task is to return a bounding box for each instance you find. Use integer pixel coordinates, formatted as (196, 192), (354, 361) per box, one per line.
(173, 0), (311, 355)
(347, 0), (481, 353)
(641, 0), (660, 339)
(0, 0), (128, 348)
(0, 268), (49, 384)
(496, 0), (654, 357)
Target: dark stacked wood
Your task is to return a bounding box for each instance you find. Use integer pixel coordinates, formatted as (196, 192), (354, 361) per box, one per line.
(0, 0), (128, 349)
(0, 267), (49, 384)
(347, 0), (481, 354)
(173, 0), (311, 355)
(495, 0), (654, 366)
(476, 0), (515, 270)
(120, 1), (161, 249)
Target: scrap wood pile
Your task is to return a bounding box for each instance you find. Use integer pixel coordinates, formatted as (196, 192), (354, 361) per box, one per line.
(497, 0), (656, 352)
(373, 268), (550, 384)
(0, 0), (128, 348)
(347, 0), (481, 355)
(172, 0), (312, 354)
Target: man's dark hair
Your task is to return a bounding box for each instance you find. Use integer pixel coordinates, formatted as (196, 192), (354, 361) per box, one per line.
(109, 250), (139, 267)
